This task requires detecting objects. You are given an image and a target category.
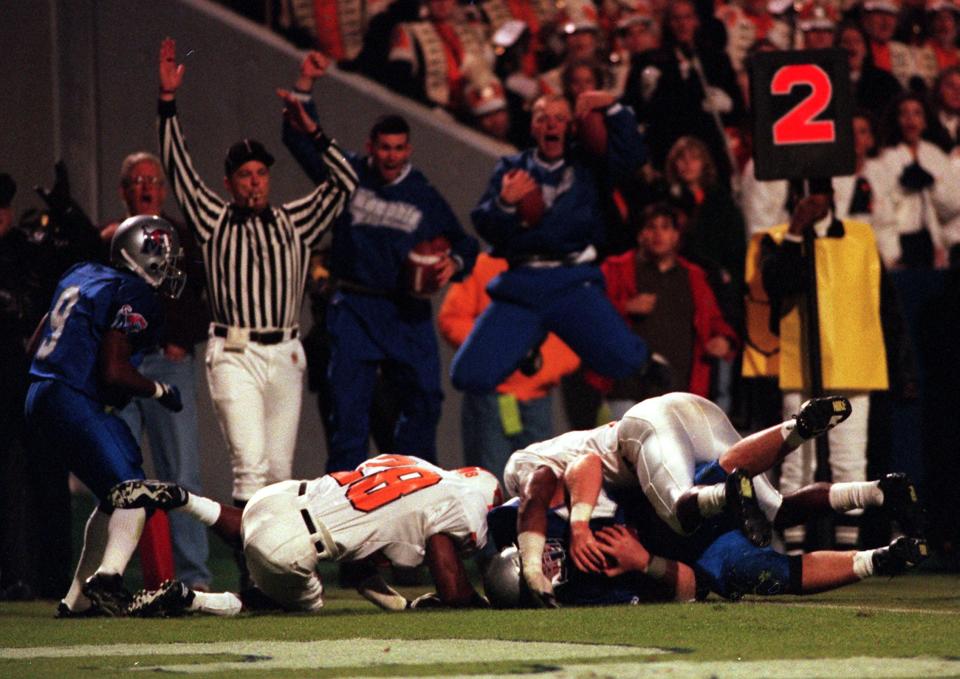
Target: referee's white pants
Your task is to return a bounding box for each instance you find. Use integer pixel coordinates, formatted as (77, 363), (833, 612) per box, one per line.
(242, 480), (324, 611)
(779, 391), (870, 546)
(205, 336), (306, 501)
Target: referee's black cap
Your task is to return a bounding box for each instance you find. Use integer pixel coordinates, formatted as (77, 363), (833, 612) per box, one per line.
(0, 173), (15, 208)
(224, 139), (275, 177)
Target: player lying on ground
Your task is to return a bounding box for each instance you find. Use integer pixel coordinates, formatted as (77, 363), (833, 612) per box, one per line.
(503, 391), (860, 605)
(109, 455), (502, 616)
(483, 470), (927, 606)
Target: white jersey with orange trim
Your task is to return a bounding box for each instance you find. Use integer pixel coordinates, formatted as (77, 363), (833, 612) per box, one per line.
(304, 454), (490, 567)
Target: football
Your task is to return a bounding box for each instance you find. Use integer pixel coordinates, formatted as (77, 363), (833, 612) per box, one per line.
(517, 184), (545, 227)
(405, 235), (451, 296)
(576, 109), (608, 157)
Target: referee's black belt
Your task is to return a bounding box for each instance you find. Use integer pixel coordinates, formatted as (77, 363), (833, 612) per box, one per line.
(211, 324), (298, 345)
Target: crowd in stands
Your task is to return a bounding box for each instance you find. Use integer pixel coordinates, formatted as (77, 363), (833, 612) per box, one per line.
(3, 0), (960, 606)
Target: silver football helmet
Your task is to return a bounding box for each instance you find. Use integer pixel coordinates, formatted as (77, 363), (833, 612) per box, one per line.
(110, 215), (186, 299)
(483, 545), (523, 608)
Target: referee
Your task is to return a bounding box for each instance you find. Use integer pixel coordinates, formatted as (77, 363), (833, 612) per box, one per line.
(156, 38), (357, 542)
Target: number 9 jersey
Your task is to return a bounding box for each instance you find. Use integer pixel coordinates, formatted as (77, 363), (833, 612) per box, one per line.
(29, 262), (162, 404)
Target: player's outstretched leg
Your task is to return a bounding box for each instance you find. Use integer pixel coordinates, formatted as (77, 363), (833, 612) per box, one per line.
(108, 479), (189, 511)
(129, 579), (196, 617)
(793, 396), (852, 439)
(81, 573), (132, 616)
(724, 469), (772, 548)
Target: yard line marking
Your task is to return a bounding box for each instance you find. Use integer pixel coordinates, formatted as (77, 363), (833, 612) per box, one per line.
(744, 600), (960, 616)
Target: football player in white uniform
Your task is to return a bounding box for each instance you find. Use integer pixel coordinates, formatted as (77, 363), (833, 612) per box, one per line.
(504, 392), (854, 606)
(109, 454), (502, 616)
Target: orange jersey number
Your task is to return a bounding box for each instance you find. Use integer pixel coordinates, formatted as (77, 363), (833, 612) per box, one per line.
(330, 456), (442, 512)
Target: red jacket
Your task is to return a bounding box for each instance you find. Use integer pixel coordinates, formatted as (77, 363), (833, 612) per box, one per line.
(592, 251), (739, 397)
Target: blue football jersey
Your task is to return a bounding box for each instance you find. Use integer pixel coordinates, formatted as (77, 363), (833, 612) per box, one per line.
(30, 263), (162, 401)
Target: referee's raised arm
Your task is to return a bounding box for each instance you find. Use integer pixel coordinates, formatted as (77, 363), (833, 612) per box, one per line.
(150, 38), (357, 598)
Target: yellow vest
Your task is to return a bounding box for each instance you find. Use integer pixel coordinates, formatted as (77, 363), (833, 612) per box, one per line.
(742, 220), (888, 391)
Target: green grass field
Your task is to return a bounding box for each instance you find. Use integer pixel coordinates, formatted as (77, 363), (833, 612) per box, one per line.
(2, 567), (958, 678)
(2, 497), (958, 678)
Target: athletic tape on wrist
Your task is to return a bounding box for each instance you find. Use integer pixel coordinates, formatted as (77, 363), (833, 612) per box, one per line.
(518, 531), (546, 574)
(569, 502), (593, 524)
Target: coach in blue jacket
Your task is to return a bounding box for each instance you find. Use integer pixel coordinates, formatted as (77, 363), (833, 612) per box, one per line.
(281, 53), (478, 471)
(451, 92), (650, 393)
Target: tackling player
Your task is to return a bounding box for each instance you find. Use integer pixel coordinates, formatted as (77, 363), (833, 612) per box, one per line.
(109, 455), (502, 616)
(25, 215), (187, 617)
(483, 465), (927, 607)
(503, 392), (861, 606)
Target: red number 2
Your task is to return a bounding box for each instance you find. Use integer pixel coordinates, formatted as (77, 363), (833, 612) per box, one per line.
(771, 64), (835, 145)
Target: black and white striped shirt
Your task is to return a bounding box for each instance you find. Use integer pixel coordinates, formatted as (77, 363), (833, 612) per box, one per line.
(158, 100), (357, 330)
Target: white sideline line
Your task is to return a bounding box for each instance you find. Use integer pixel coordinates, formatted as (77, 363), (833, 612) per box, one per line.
(744, 600), (960, 615)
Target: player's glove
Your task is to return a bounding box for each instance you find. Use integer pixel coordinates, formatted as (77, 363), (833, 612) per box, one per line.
(899, 162), (934, 192)
(154, 382), (183, 412)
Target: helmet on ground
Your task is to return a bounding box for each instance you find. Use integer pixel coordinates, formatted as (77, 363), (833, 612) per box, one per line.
(454, 466), (504, 510)
(483, 545), (523, 608)
(110, 214), (186, 298)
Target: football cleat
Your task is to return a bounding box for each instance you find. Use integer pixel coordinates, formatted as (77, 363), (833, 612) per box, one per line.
(55, 600), (107, 619)
(872, 536), (929, 576)
(81, 573), (132, 617)
(108, 479), (189, 511)
(878, 473), (927, 538)
(128, 579), (196, 618)
(725, 469), (772, 548)
(794, 396), (852, 439)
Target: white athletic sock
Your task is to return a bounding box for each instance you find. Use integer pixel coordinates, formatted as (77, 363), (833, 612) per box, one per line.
(781, 418), (804, 449)
(192, 591), (243, 616)
(829, 481), (882, 512)
(63, 507), (111, 611)
(852, 549), (876, 579)
(98, 508), (146, 574)
(696, 483), (726, 518)
(183, 494), (222, 526)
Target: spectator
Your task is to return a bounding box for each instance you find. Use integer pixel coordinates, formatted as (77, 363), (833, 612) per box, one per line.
(623, 0), (745, 187)
(838, 21), (903, 115)
(877, 91), (960, 268)
(538, 1), (609, 98)
(438, 252), (580, 481)
(745, 185), (891, 551)
(451, 94), (653, 399)
(715, 0), (789, 74)
(462, 64), (515, 143)
(386, 0), (493, 113)
(608, 10), (662, 97)
(928, 65), (960, 153)
(798, 1), (840, 49)
(591, 203), (738, 417)
(0, 173), (40, 601)
(860, 0), (918, 90)
(155, 38), (357, 588)
(480, 0), (557, 78)
(99, 152), (212, 593)
(923, 0), (960, 72)
(281, 52), (477, 472)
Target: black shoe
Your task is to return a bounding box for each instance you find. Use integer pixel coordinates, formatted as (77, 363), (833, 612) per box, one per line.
(794, 396), (852, 439)
(107, 479), (189, 511)
(129, 579), (196, 618)
(725, 469), (772, 548)
(879, 473), (926, 539)
(81, 573), (132, 617)
(872, 536), (929, 576)
(55, 600), (107, 619)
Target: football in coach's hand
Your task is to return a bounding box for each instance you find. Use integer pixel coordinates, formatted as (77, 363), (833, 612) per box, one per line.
(405, 235), (451, 296)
